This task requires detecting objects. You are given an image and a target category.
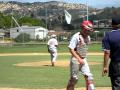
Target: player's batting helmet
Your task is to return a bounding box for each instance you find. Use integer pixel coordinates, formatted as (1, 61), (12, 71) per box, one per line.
(81, 20), (93, 31)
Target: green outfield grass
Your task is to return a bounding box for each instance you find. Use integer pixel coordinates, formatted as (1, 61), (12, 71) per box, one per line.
(0, 43), (102, 53)
(0, 54), (111, 89)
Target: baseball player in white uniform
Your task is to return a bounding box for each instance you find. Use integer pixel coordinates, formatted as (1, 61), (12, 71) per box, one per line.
(47, 34), (58, 66)
(66, 20), (95, 90)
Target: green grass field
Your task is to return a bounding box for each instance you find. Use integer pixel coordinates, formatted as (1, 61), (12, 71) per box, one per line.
(0, 43), (111, 89)
(0, 43), (102, 53)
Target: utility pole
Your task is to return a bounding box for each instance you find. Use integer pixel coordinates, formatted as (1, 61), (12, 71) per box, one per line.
(45, 3), (48, 29)
(11, 1), (13, 28)
(12, 17), (22, 31)
(86, 0), (89, 21)
(11, 2), (24, 45)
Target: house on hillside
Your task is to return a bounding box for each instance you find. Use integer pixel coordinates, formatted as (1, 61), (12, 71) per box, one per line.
(0, 29), (5, 41)
(10, 26), (48, 40)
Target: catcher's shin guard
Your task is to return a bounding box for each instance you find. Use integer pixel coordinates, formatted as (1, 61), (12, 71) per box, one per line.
(85, 75), (95, 90)
(88, 83), (95, 90)
(67, 76), (78, 90)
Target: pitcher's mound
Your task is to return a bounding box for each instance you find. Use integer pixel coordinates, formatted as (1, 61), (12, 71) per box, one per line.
(15, 60), (101, 67)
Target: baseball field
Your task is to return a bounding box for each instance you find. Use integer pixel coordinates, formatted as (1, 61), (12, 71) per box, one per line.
(0, 44), (111, 90)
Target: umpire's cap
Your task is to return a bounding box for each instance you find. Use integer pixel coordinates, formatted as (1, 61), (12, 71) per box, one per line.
(112, 17), (120, 25)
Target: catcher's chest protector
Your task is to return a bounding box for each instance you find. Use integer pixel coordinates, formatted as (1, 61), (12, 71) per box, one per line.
(76, 35), (88, 58)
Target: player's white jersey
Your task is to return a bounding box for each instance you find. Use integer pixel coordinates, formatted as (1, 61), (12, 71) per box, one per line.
(47, 38), (58, 50)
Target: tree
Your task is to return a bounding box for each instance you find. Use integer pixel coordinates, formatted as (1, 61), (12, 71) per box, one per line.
(0, 13), (11, 29)
(18, 16), (45, 27)
(14, 33), (30, 42)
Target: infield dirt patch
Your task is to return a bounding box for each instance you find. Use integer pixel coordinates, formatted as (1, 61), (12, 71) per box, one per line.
(15, 60), (101, 67)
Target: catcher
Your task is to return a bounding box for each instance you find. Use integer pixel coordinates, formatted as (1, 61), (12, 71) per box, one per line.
(66, 20), (95, 90)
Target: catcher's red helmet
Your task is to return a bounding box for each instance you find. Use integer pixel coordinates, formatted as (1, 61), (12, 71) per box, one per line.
(81, 20), (93, 31)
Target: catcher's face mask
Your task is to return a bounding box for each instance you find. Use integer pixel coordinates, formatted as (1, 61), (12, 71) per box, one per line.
(81, 20), (94, 32)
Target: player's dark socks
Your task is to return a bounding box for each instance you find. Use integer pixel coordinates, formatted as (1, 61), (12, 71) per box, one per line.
(52, 62), (55, 66)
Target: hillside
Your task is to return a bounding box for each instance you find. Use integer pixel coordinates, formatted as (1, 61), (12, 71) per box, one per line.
(0, 1), (120, 31)
(0, 1), (97, 19)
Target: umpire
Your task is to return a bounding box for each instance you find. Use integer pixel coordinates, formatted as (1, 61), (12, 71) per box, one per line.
(102, 17), (120, 90)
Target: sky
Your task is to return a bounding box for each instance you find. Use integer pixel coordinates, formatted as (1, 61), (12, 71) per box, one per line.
(1, 0), (120, 9)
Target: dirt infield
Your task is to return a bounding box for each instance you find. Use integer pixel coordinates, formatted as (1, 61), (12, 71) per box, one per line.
(0, 52), (103, 56)
(0, 87), (111, 90)
(15, 60), (101, 67)
(11, 52), (101, 67)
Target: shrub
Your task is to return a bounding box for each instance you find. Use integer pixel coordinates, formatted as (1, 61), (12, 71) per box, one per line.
(14, 33), (30, 43)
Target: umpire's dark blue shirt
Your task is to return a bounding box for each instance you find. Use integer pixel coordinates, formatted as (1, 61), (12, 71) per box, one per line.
(102, 29), (120, 62)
